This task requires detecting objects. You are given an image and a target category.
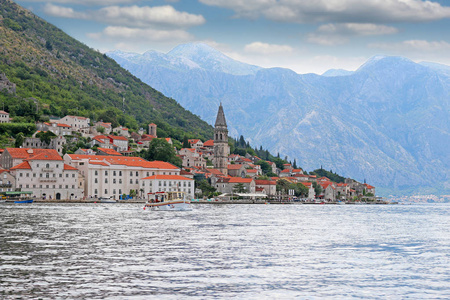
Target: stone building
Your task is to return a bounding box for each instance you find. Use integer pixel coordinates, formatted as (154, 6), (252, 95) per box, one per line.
(213, 103), (229, 176)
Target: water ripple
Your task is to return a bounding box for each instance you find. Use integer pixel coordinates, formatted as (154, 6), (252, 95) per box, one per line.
(1, 203), (449, 299)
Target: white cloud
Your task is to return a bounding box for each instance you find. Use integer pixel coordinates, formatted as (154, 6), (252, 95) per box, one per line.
(96, 5), (205, 28)
(369, 40), (450, 52)
(244, 42), (293, 55)
(307, 23), (398, 45)
(199, 0), (450, 23)
(21, 0), (140, 5)
(88, 26), (193, 42)
(43, 4), (205, 28)
(44, 3), (87, 19)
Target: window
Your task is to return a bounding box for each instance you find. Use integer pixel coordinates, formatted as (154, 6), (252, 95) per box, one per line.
(46, 173), (49, 178)
(20, 173), (23, 177)
(72, 185), (75, 189)
(46, 163), (50, 168)
(26, 173), (29, 177)
(65, 185), (68, 189)
(72, 174), (75, 178)
(119, 171), (122, 176)
(119, 179), (122, 184)
(119, 189), (122, 195)
(105, 171), (108, 176)
(113, 171), (116, 176)
(135, 179), (138, 184)
(130, 171), (133, 176)
(59, 185), (62, 189)
(59, 174), (62, 177)
(136, 171), (138, 176)
(95, 189), (98, 194)
(105, 179), (108, 183)
(33, 173), (36, 177)
(147, 172), (149, 176)
(113, 189), (116, 194)
(95, 170), (98, 176)
(159, 181), (161, 187)
(105, 189), (108, 194)
(95, 178), (98, 183)
(113, 179), (116, 184)
(130, 179), (132, 184)
(164, 181), (166, 187)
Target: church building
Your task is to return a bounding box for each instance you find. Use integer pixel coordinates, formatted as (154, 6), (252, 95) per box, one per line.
(213, 103), (229, 176)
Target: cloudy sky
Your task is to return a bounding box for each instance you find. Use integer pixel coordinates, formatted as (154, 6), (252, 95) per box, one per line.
(15, 0), (450, 74)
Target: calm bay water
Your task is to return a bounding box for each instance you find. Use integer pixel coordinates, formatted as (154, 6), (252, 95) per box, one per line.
(1, 203), (449, 299)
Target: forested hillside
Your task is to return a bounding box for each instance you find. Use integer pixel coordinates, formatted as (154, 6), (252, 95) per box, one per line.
(0, 0), (213, 141)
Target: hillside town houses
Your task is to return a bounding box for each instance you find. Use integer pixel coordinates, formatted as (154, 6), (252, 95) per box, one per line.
(0, 105), (375, 202)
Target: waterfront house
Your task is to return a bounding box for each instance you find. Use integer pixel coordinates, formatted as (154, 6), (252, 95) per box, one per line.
(9, 149), (82, 200)
(64, 154), (180, 200)
(0, 169), (15, 192)
(215, 177), (256, 194)
(141, 175), (195, 199)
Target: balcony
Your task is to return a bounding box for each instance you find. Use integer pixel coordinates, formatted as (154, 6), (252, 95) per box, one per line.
(42, 168), (53, 172)
(0, 183), (12, 187)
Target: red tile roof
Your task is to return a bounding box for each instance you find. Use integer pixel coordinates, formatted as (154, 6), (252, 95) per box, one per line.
(6, 148), (62, 161)
(227, 164), (243, 170)
(10, 161), (31, 170)
(228, 177), (253, 183)
(141, 175), (192, 180)
(109, 135), (128, 141)
(67, 154), (179, 169)
(203, 139), (214, 147)
(63, 164), (78, 170)
(255, 180), (276, 185)
(97, 147), (122, 156)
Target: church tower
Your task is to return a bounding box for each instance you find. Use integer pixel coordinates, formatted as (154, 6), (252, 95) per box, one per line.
(213, 103), (229, 176)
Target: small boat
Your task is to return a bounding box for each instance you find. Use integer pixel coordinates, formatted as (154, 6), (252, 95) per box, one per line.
(144, 191), (192, 211)
(5, 199), (34, 204)
(99, 197), (117, 203)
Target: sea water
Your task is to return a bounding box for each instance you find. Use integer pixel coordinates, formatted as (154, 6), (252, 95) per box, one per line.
(1, 203), (449, 299)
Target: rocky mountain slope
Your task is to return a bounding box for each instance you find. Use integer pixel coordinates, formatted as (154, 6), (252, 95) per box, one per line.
(0, 0), (213, 141)
(108, 44), (450, 195)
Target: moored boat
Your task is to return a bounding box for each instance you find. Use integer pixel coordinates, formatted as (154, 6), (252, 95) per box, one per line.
(144, 191), (192, 211)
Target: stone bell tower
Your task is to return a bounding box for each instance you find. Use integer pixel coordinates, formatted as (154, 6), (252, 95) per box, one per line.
(213, 103), (229, 175)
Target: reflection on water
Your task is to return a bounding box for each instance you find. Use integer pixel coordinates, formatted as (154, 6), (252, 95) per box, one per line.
(1, 203), (449, 299)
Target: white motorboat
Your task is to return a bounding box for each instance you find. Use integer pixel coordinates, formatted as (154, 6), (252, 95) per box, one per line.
(144, 191), (192, 211)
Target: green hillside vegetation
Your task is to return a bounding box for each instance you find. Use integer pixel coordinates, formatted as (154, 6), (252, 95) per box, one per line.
(0, 0), (213, 141)
(310, 168), (346, 183)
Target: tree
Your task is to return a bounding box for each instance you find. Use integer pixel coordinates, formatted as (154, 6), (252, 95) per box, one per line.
(276, 179), (290, 194)
(14, 132), (24, 148)
(143, 138), (182, 167)
(36, 131), (57, 145)
(255, 160), (271, 174)
(293, 159), (297, 169)
(233, 182), (246, 193)
(196, 179), (216, 198)
(313, 182), (322, 196)
(182, 135), (190, 148)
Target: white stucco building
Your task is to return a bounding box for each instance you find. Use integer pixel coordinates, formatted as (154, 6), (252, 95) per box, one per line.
(64, 154), (181, 200)
(141, 175), (195, 199)
(9, 149), (82, 200)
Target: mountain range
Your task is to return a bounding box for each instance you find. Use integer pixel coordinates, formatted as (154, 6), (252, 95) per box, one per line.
(108, 44), (450, 196)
